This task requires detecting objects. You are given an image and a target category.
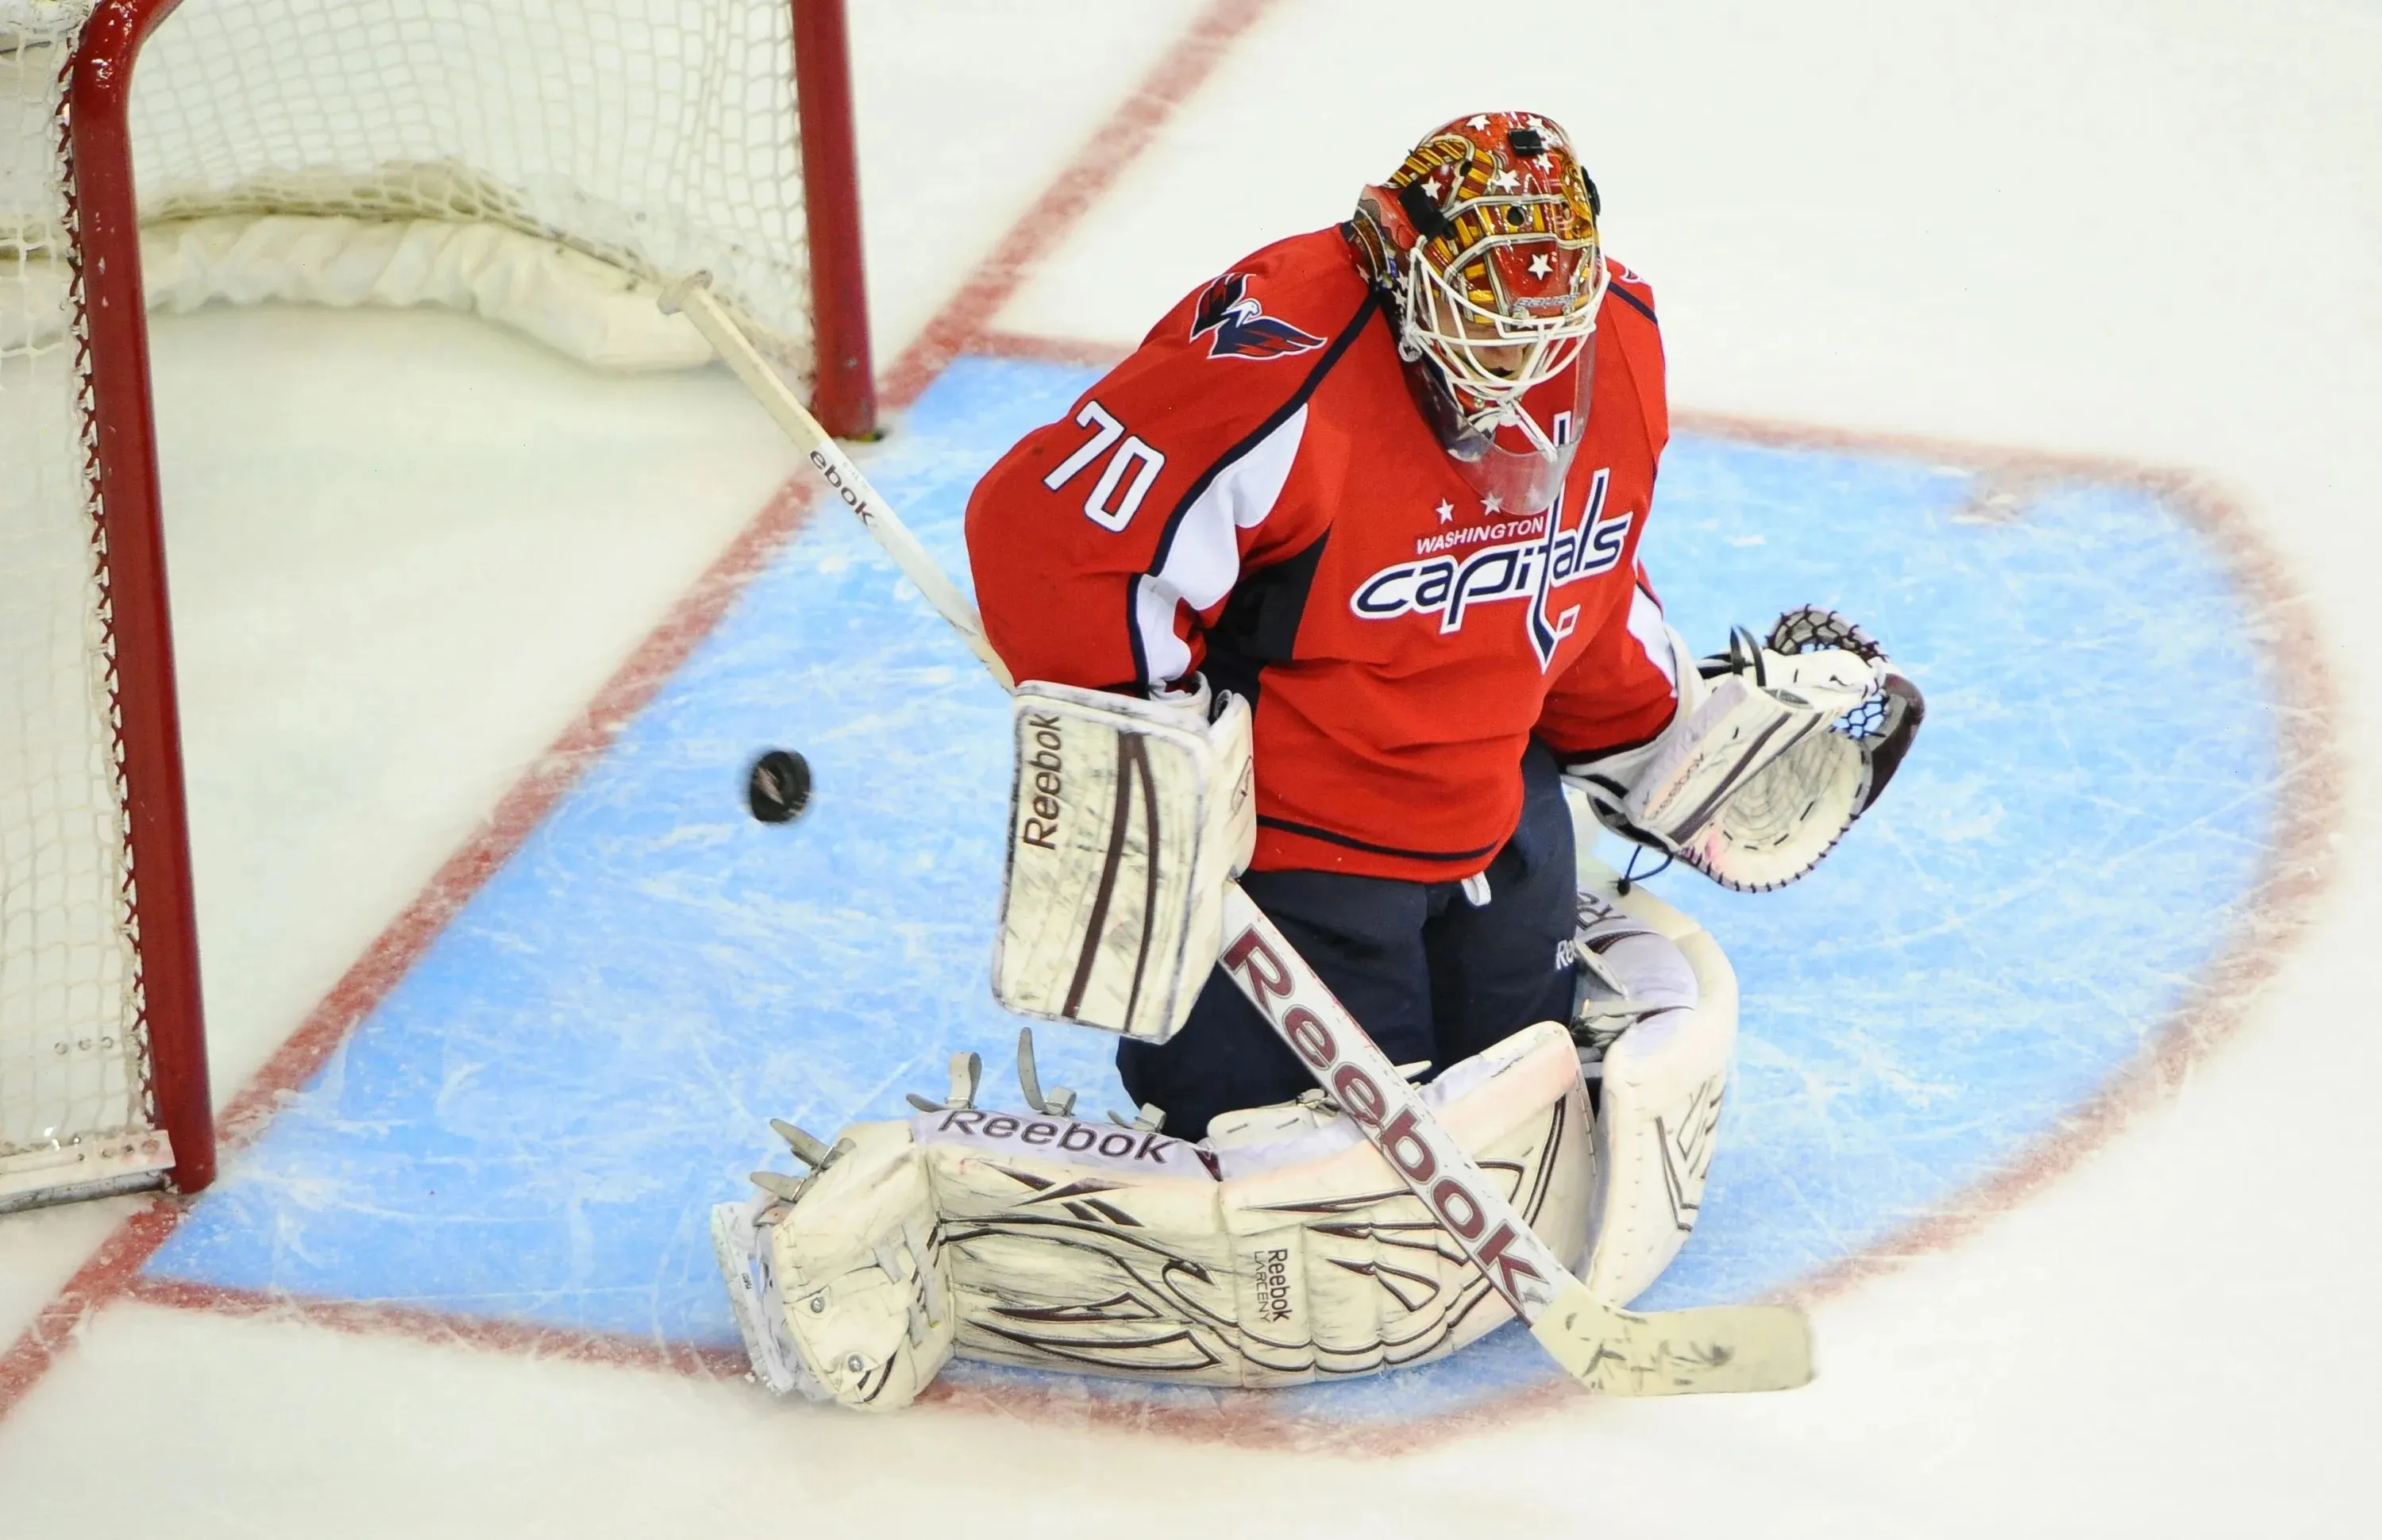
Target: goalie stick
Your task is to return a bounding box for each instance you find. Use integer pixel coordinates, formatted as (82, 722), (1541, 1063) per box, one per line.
(661, 273), (1812, 1397)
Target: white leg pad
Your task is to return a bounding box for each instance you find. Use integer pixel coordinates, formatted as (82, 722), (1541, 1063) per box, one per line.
(723, 1022), (1593, 1399)
(927, 1022), (1590, 1385)
(1571, 853), (1740, 1305)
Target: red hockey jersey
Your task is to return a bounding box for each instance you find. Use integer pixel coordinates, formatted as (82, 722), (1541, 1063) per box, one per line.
(964, 228), (1679, 882)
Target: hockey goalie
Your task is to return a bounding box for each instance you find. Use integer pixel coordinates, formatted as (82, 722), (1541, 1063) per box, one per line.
(711, 112), (1921, 1407)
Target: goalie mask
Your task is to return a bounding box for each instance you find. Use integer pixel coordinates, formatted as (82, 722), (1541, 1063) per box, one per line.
(1349, 111), (1609, 510)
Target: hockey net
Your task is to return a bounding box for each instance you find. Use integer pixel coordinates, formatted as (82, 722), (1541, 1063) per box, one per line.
(2, 0), (864, 1207)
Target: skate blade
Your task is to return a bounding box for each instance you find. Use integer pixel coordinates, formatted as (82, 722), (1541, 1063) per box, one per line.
(708, 1201), (808, 1397)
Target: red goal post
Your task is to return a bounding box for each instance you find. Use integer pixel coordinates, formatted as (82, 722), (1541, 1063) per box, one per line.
(1, 0), (875, 1210)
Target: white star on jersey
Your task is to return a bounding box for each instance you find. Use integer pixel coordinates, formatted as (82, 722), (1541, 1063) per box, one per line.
(1483, 491), (1505, 514)
(1436, 499), (1455, 524)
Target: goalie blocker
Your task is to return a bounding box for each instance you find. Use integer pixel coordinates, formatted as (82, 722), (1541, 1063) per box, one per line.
(992, 680), (1255, 1042)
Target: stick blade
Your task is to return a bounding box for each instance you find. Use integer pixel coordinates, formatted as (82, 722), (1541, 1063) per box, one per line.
(1530, 1282), (1813, 1396)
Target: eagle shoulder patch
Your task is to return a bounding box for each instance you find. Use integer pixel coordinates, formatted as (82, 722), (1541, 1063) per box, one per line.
(1190, 272), (1325, 360)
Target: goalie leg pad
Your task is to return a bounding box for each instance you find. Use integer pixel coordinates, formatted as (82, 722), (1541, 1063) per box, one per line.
(729, 1023), (1593, 1398)
(993, 680), (1255, 1042)
(1567, 853), (1740, 1304)
(929, 1021), (1590, 1385)
(1206, 1022), (1592, 1380)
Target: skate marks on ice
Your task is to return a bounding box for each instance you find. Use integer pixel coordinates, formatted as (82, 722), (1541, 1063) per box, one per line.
(138, 356), (2303, 1434)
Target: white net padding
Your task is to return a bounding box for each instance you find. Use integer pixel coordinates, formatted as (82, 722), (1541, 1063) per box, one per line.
(6, 0), (816, 370)
(127, 0), (814, 369)
(2, 0), (819, 1202)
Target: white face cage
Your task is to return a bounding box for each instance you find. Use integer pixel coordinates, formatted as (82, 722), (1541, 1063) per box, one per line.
(1396, 204), (1609, 460)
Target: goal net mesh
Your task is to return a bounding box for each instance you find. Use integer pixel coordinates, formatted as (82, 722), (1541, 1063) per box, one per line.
(2, 0), (815, 1199)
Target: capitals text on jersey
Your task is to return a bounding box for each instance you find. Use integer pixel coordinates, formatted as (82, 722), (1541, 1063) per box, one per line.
(1348, 469), (1628, 669)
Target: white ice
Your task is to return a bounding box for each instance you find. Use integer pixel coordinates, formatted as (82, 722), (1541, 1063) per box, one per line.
(4, 0), (2378, 1534)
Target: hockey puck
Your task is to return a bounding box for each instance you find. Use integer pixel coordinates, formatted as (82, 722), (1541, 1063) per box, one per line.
(746, 749), (812, 823)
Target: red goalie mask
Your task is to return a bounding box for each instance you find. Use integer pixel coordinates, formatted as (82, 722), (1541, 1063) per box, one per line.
(1350, 112), (1608, 508)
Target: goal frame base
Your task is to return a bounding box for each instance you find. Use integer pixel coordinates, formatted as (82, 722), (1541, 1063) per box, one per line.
(0, 1134), (178, 1215)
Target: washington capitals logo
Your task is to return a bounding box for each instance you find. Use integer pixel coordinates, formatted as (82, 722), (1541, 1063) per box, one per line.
(1347, 470), (1630, 672)
(1190, 272), (1325, 360)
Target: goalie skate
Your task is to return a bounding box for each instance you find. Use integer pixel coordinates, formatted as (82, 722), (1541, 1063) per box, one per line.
(708, 1193), (825, 1401)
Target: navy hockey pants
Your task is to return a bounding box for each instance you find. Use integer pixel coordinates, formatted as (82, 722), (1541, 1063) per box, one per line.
(1115, 743), (1578, 1141)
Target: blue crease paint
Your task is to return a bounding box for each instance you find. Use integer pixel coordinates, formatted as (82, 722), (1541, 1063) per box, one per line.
(148, 356), (2275, 1424)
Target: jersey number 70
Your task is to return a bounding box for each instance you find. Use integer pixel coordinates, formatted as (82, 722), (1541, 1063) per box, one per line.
(1043, 401), (1168, 533)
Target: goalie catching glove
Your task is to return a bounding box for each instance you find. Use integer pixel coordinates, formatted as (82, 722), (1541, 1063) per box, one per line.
(1564, 606), (1925, 891)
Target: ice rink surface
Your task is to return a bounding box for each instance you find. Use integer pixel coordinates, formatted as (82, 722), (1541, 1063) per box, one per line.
(5, 1), (2380, 1534)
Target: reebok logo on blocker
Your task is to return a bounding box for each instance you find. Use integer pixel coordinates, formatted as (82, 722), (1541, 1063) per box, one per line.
(1018, 714), (1066, 849)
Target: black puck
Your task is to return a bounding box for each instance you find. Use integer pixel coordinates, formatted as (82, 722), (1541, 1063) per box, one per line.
(746, 749), (812, 823)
